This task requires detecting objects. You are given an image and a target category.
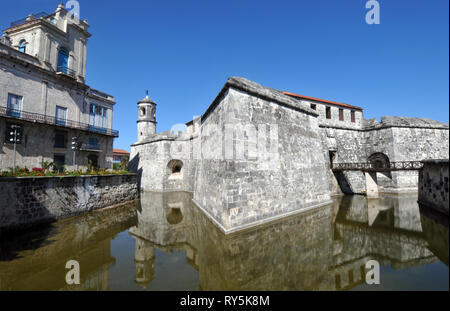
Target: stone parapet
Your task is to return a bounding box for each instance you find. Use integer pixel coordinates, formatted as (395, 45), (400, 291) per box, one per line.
(0, 174), (138, 232)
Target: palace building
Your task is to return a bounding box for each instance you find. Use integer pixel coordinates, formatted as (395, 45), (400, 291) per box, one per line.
(0, 4), (118, 171)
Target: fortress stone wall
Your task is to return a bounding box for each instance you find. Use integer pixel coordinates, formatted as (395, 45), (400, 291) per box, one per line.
(193, 85), (332, 232)
(130, 77), (449, 234)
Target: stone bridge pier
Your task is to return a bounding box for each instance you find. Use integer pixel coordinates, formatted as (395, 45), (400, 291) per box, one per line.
(365, 172), (379, 198)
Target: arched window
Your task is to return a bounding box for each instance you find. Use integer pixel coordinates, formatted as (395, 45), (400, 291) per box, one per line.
(167, 159), (183, 179)
(18, 40), (26, 53)
(140, 107), (146, 116)
(57, 48), (69, 73)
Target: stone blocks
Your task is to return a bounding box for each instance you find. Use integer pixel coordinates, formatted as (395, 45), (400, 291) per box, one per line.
(0, 174), (138, 231)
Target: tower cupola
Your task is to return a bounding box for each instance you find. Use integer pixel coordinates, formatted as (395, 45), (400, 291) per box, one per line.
(137, 90), (157, 141)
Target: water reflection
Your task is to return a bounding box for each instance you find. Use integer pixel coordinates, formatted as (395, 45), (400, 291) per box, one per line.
(0, 192), (448, 291)
(0, 203), (138, 290)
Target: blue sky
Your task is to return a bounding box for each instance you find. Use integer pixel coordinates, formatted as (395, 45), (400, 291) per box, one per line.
(1, 0), (448, 151)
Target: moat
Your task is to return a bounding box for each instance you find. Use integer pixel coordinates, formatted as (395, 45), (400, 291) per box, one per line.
(0, 192), (448, 291)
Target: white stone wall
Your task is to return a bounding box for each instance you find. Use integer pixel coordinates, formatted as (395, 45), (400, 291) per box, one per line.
(193, 87), (332, 232)
(324, 122), (449, 194)
(130, 136), (197, 192)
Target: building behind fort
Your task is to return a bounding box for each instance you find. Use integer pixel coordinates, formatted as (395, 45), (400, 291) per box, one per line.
(0, 4), (118, 171)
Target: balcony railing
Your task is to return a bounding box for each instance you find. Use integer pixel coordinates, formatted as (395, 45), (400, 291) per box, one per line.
(0, 107), (119, 137)
(57, 65), (77, 78)
(331, 161), (423, 172)
(10, 12), (49, 27)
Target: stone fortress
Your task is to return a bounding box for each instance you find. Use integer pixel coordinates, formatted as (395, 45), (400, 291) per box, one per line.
(129, 77), (449, 234)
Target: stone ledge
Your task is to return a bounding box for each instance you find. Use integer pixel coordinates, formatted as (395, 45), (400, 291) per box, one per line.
(363, 116), (449, 130)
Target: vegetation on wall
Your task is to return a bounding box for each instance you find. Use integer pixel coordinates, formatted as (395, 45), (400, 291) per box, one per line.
(0, 162), (131, 178)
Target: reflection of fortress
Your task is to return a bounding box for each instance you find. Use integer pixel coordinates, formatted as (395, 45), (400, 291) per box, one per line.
(129, 192), (199, 288)
(129, 192), (445, 291)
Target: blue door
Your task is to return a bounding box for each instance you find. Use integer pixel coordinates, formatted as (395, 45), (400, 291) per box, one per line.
(55, 106), (67, 126)
(58, 49), (69, 73)
(89, 104), (108, 133)
(7, 94), (22, 117)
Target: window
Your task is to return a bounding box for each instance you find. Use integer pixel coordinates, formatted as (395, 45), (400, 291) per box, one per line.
(55, 106), (67, 126)
(50, 18), (55, 24)
(89, 104), (108, 131)
(7, 94), (22, 117)
(339, 109), (344, 121)
(54, 130), (67, 148)
(351, 110), (356, 123)
(57, 48), (69, 73)
(18, 40), (26, 53)
(326, 107), (331, 119)
(88, 137), (99, 149)
(310, 104), (316, 110)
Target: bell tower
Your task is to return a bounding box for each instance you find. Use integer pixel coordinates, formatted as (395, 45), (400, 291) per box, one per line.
(137, 90), (156, 142)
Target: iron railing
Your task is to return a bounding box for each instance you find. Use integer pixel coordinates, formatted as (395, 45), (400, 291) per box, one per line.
(10, 12), (49, 27)
(57, 65), (77, 78)
(331, 161), (423, 172)
(80, 143), (102, 151)
(0, 107), (119, 137)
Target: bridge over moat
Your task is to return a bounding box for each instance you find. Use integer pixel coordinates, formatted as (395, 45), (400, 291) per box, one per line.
(331, 161), (423, 172)
(331, 159), (425, 198)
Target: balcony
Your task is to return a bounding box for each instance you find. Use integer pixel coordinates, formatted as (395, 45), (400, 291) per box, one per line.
(80, 143), (102, 152)
(10, 12), (49, 27)
(0, 107), (119, 137)
(57, 65), (77, 78)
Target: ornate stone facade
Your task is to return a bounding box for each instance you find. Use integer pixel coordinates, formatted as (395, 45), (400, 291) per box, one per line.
(0, 5), (118, 171)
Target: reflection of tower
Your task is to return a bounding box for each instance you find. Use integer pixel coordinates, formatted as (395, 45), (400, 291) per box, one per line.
(134, 237), (155, 289)
(137, 90), (157, 142)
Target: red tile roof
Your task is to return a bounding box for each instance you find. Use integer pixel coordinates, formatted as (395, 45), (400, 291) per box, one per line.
(283, 91), (363, 111)
(113, 149), (130, 155)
